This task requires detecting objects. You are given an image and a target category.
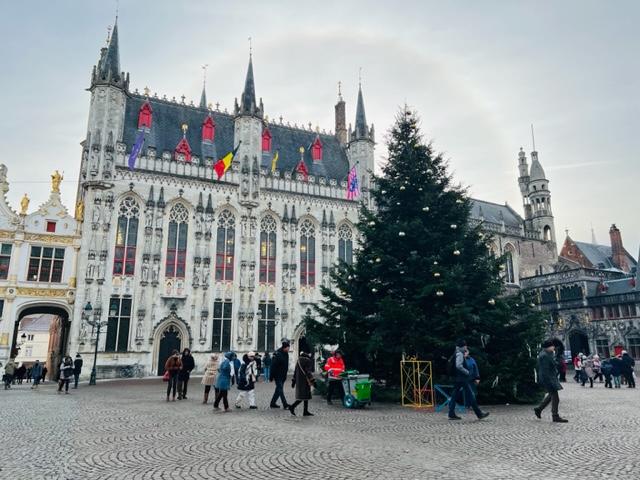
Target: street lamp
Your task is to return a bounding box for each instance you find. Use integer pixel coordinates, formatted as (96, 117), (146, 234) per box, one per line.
(83, 301), (108, 386)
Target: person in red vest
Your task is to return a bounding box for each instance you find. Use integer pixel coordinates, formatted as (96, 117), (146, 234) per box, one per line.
(324, 349), (345, 405)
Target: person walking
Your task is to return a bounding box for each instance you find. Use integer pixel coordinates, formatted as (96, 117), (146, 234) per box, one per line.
(41, 365), (48, 383)
(26, 366), (32, 384)
(581, 356), (595, 388)
(601, 356), (613, 388)
(324, 349), (345, 405)
(269, 340), (291, 409)
(610, 354), (623, 388)
(201, 353), (219, 404)
(621, 350), (636, 388)
(57, 356), (74, 394)
(164, 350), (182, 402)
(178, 348), (195, 400)
(254, 353), (262, 382)
(213, 351), (234, 412)
(4, 357), (16, 390)
(534, 339), (568, 423)
(16, 364), (26, 385)
(463, 350), (480, 408)
(30, 360), (43, 390)
(262, 351), (271, 382)
(235, 352), (258, 410)
(592, 355), (603, 383)
(573, 354), (583, 383)
(289, 352), (316, 416)
(448, 339), (490, 421)
(73, 354), (83, 389)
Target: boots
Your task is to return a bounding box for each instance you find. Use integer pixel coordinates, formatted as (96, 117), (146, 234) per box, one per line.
(202, 392), (209, 404)
(303, 400), (314, 416)
(289, 400), (301, 416)
(552, 415), (568, 423)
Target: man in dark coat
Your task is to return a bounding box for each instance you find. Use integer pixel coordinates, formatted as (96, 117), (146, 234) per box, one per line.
(269, 340), (291, 409)
(448, 339), (490, 421)
(73, 354), (83, 389)
(178, 348), (195, 400)
(620, 350), (635, 388)
(534, 339), (568, 422)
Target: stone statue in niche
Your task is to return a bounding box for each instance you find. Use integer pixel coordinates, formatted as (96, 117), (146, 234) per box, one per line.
(249, 270), (255, 287)
(195, 215), (203, 234)
(98, 260), (106, 279)
(136, 320), (144, 339)
(80, 321), (87, 338)
(205, 216), (213, 235)
(90, 148), (99, 173)
(104, 150), (113, 172)
(86, 258), (95, 278)
(203, 267), (210, 286)
(252, 172), (259, 196)
(104, 205), (113, 225)
(249, 218), (256, 239)
(92, 205), (100, 223)
(145, 209), (153, 228)
(242, 174), (249, 195)
(193, 265), (200, 285)
(239, 267), (246, 287)
(200, 318), (207, 339)
(155, 213), (163, 229)
(141, 259), (149, 282)
(238, 319), (245, 339)
(152, 261), (160, 282)
(283, 269), (290, 289)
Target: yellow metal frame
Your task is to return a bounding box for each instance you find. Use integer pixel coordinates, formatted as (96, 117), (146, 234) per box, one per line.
(400, 358), (434, 408)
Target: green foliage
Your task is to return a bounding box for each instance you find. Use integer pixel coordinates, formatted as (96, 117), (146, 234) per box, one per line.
(304, 109), (547, 404)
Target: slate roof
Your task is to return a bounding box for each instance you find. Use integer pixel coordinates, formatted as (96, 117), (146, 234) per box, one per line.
(19, 314), (52, 332)
(573, 241), (637, 271)
(469, 199), (524, 228)
(602, 277), (636, 295)
(122, 95), (350, 182)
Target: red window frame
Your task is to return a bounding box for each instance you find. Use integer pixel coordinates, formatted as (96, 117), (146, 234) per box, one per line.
(215, 225), (235, 281)
(113, 215), (138, 276)
(300, 235), (315, 286)
(0, 244), (11, 280)
(166, 221), (188, 279)
(259, 231), (276, 283)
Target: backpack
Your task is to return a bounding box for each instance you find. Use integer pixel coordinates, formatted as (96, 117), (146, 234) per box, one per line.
(237, 363), (248, 388)
(446, 353), (458, 377)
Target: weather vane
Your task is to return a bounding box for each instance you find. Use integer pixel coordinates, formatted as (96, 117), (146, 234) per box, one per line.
(202, 64), (208, 86)
(248, 37), (252, 56)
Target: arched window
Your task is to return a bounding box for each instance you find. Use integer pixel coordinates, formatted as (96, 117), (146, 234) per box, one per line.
(504, 250), (515, 284)
(260, 215), (277, 283)
(166, 203), (189, 278)
(113, 197), (140, 276)
(300, 219), (316, 286)
(543, 226), (552, 241)
(215, 210), (235, 281)
(337, 224), (353, 265)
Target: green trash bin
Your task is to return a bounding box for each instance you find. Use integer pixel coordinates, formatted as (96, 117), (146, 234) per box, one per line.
(340, 370), (372, 408)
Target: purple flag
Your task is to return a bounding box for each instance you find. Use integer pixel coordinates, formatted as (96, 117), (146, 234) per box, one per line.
(128, 129), (145, 170)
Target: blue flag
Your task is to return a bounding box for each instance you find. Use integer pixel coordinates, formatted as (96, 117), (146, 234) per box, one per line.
(128, 129), (145, 171)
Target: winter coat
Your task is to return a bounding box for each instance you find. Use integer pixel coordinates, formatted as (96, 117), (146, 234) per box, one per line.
(537, 348), (562, 393)
(263, 353), (272, 367)
(164, 356), (183, 377)
(201, 357), (219, 386)
(74, 358), (83, 375)
(465, 356), (480, 381)
(4, 359), (16, 375)
(60, 360), (74, 379)
(324, 355), (345, 380)
(601, 359), (613, 375)
(452, 347), (471, 383)
(621, 353), (635, 374)
(215, 352), (234, 390)
(270, 347), (289, 382)
(179, 353), (195, 381)
(610, 357), (622, 376)
(237, 354), (257, 391)
(31, 363), (43, 379)
(583, 359), (595, 379)
(293, 354), (314, 401)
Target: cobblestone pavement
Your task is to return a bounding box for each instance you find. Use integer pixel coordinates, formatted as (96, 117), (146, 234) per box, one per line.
(1, 377), (639, 480)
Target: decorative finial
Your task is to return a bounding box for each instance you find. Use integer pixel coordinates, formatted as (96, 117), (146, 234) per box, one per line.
(265, 115), (269, 123)
(299, 147), (304, 155)
(359, 67), (362, 87)
(202, 64), (208, 86)
(207, 102), (212, 111)
(315, 125), (320, 133)
(248, 37), (252, 57)
(51, 170), (63, 193)
(143, 86), (150, 97)
(338, 81), (342, 100)
(182, 124), (188, 137)
(531, 124), (536, 151)
(565, 226), (569, 237)
(20, 194), (29, 215)
(106, 25), (112, 45)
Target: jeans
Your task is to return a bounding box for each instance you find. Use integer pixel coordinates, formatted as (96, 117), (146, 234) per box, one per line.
(58, 378), (70, 392)
(178, 374), (190, 398)
(536, 390), (560, 416)
(263, 367), (270, 381)
(32, 376), (40, 387)
(449, 381), (482, 418)
(604, 373), (612, 388)
(613, 375), (621, 387)
(270, 378), (289, 407)
(166, 374), (178, 398)
(74, 373), (80, 388)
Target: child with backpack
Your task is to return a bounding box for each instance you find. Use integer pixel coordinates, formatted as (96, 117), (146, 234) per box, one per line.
(234, 352), (258, 409)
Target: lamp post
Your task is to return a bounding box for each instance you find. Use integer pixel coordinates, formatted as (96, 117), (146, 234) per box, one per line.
(84, 301), (108, 386)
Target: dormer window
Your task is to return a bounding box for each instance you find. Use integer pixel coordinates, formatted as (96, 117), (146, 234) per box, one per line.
(261, 127), (272, 152)
(46, 221), (57, 233)
(174, 138), (192, 162)
(138, 102), (153, 129)
(202, 116), (215, 142)
(311, 137), (322, 161)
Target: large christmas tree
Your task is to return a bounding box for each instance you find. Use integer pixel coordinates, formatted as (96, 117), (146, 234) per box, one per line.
(305, 109), (546, 403)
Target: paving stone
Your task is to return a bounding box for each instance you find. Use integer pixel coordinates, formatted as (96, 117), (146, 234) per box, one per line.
(1, 379), (639, 479)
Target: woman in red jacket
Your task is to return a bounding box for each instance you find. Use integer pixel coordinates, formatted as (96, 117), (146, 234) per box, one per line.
(324, 349), (345, 405)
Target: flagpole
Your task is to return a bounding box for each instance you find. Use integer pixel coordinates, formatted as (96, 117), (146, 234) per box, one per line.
(340, 161), (360, 183)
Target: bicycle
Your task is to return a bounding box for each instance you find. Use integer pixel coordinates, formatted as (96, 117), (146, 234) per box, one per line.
(119, 362), (144, 378)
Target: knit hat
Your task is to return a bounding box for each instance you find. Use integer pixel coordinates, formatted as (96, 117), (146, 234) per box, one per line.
(541, 339), (554, 348)
(455, 338), (467, 348)
(247, 351), (255, 357)
(282, 340), (291, 348)
(622, 350), (628, 355)
(76, 354), (81, 358)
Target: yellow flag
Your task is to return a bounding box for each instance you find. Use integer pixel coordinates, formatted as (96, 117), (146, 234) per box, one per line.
(271, 151), (279, 172)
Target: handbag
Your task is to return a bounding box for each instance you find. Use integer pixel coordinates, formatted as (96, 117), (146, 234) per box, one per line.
(162, 371), (170, 382)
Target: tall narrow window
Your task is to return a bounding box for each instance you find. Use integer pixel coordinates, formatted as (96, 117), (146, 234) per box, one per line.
(215, 210), (235, 281)
(211, 301), (232, 352)
(504, 250), (515, 283)
(300, 219), (316, 286)
(0, 244), (12, 280)
(105, 298), (132, 352)
(166, 203), (189, 278)
(595, 339), (609, 358)
(257, 302), (276, 352)
(113, 197), (140, 276)
(337, 224), (353, 265)
(260, 215), (277, 283)
(628, 337), (640, 360)
(27, 246), (65, 283)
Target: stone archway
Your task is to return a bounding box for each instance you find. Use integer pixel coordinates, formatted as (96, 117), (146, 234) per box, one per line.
(151, 317), (191, 376)
(568, 330), (590, 359)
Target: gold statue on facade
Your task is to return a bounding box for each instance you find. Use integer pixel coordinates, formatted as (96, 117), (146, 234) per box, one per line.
(51, 170), (63, 193)
(20, 194), (29, 214)
(75, 200), (84, 221)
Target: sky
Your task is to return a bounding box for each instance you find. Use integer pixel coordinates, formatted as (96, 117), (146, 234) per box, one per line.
(1, 1), (638, 256)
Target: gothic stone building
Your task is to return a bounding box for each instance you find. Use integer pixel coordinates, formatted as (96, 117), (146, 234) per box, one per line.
(0, 22), (558, 376)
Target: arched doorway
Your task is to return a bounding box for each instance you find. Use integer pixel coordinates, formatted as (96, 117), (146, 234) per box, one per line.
(14, 305), (71, 381)
(156, 325), (183, 376)
(568, 330), (590, 359)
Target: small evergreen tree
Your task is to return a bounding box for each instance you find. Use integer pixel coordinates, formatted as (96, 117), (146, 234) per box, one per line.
(304, 109), (546, 403)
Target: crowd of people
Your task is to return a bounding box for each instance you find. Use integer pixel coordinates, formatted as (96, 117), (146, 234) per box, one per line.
(570, 351), (635, 388)
(2, 357), (49, 390)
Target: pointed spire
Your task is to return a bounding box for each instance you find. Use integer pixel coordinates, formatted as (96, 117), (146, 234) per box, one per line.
(282, 205), (289, 224)
(236, 56), (263, 117)
(329, 211), (336, 230)
(206, 194), (214, 214)
(157, 187), (166, 209)
(100, 21), (121, 82)
(290, 206), (297, 224)
(197, 192), (204, 213)
(146, 186), (155, 208)
(321, 210), (328, 229)
(200, 64), (208, 109)
(591, 224), (597, 244)
(354, 85), (369, 139)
